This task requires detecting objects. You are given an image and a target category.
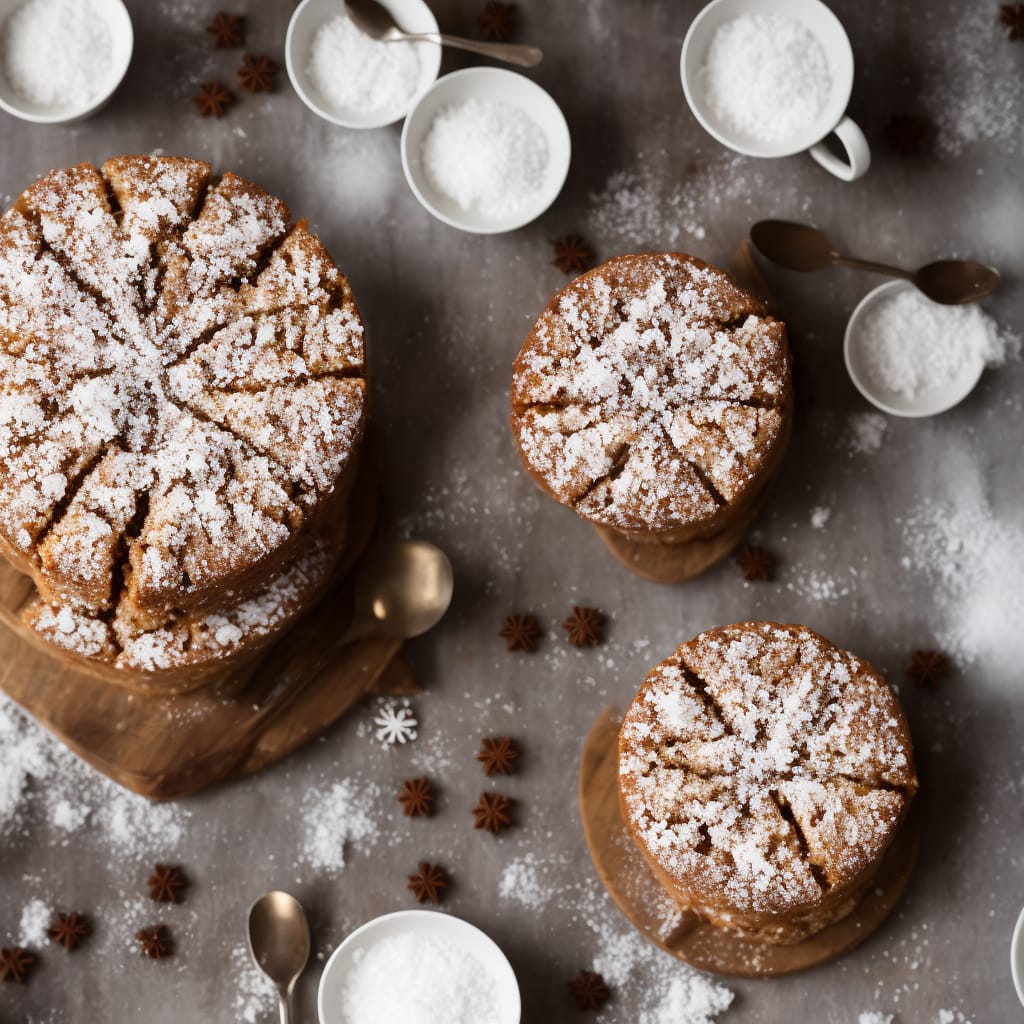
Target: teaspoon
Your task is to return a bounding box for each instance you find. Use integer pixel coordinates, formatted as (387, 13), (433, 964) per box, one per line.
(247, 892), (311, 1024)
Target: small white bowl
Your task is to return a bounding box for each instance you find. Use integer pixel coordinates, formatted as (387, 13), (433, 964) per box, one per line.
(317, 910), (521, 1024)
(0, 0), (132, 124)
(285, 0), (440, 130)
(1012, 904), (1024, 1008)
(844, 280), (984, 418)
(400, 67), (571, 234)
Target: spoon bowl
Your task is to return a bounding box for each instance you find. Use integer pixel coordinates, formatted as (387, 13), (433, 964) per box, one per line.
(248, 891), (311, 1024)
(915, 259), (1001, 305)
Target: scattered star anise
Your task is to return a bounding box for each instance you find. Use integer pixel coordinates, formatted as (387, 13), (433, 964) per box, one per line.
(883, 113), (932, 157)
(136, 925), (173, 960)
(551, 235), (593, 275)
(563, 606), (605, 647)
(47, 912), (90, 951)
(398, 777), (435, 817)
(477, 736), (519, 776)
(999, 4), (1024, 39)
(0, 947), (34, 983)
(906, 649), (948, 689)
(196, 81), (234, 118)
(500, 613), (542, 652)
(407, 862), (449, 904)
(238, 53), (279, 93)
(568, 969), (610, 1011)
(148, 864), (187, 903)
(478, 1), (515, 40)
(207, 11), (244, 48)
(472, 792), (514, 834)
(736, 545), (775, 582)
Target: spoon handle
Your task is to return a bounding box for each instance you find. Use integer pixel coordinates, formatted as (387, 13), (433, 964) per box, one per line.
(403, 31), (543, 67)
(277, 990), (292, 1024)
(832, 254), (914, 280)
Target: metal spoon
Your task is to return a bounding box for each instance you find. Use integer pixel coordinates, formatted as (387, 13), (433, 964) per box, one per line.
(750, 220), (1000, 305)
(344, 0), (543, 68)
(247, 892), (311, 1024)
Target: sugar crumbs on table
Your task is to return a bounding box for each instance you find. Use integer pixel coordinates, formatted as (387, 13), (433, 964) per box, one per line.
(407, 862), (449, 904)
(884, 113), (933, 156)
(136, 925), (173, 960)
(737, 545), (775, 582)
(907, 649), (949, 689)
(568, 969), (610, 1011)
(478, 1), (515, 41)
(857, 1013), (895, 1024)
(551, 235), (593, 275)
(195, 81), (234, 117)
(477, 737), (519, 776)
(472, 792), (513, 834)
(147, 864), (187, 903)
(237, 54), (278, 93)
(398, 777), (434, 817)
(563, 606), (605, 647)
(47, 912), (90, 952)
(499, 613), (541, 652)
(999, 4), (1024, 40)
(0, 947), (34, 983)
(207, 11), (244, 48)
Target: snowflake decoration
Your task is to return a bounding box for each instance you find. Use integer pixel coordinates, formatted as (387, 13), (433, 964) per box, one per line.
(373, 703), (418, 746)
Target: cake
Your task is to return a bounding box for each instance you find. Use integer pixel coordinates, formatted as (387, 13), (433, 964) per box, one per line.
(510, 253), (792, 576)
(0, 156), (367, 690)
(618, 622), (918, 944)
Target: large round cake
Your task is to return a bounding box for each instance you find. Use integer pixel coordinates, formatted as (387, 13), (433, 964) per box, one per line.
(0, 156), (367, 689)
(619, 622), (918, 944)
(511, 253), (792, 545)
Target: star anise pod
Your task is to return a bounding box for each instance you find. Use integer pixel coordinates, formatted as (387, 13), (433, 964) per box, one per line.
(207, 11), (244, 48)
(148, 864), (187, 903)
(47, 912), (90, 951)
(906, 649), (948, 689)
(568, 969), (610, 1011)
(883, 113), (932, 157)
(500, 614), (542, 652)
(736, 545), (775, 582)
(472, 792), (514, 834)
(477, 737), (519, 776)
(407, 862), (449, 904)
(563, 606), (605, 647)
(136, 925), (173, 960)
(238, 53), (278, 93)
(478, 1), (515, 40)
(0, 947), (34, 983)
(551, 235), (593, 275)
(196, 81), (234, 118)
(398, 777), (434, 817)
(999, 4), (1024, 39)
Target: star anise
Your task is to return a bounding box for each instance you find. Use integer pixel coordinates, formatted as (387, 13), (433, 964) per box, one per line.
(500, 614), (542, 652)
(563, 606), (605, 647)
(883, 113), (932, 157)
(148, 864), (187, 903)
(736, 545), (775, 582)
(477, 737), (519, 776)
(196, 81), (234, 118)
(906, 649), (948, 689)
(478, 1), (515, 40)
(407, 862), (449, 904)
(47, 912), (90, 951)
(136, 925), (173, 960)
(472, 792), (514, 834)
(0, 947), (34, 983)
(999, 4), (1024, 39)
(398, 777), (434, 817)
(551, 235), (593, 275)
(207, 12), (244, 48)
(568, 969), (610, 1011)
(238, 54), (279, 93)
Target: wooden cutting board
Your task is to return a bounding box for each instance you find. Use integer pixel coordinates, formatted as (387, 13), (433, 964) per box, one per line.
(578, 707), (921, 978)
(0, 448), (420, 800)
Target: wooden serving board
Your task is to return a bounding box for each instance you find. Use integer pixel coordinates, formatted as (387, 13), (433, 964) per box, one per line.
(578, 707), (921, 978)
(0, 450), (420, 800)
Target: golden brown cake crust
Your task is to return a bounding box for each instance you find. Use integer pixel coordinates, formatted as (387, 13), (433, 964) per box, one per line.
(619, 622), (918, 944)
(511, 253), (792, 539)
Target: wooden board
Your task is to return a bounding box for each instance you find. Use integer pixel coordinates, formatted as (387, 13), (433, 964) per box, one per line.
(0, 448), (419, 800)
(578, 707), (921, 978)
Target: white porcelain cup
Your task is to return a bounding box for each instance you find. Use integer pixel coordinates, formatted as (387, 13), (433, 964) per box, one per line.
(680, 0), (870, 181)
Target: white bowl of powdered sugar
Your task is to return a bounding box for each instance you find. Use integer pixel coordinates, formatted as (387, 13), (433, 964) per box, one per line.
(317, 910), (521, 1024)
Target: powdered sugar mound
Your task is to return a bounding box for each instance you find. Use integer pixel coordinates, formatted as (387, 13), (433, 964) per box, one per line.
(845, 412), (887, 456)
(638, 973), (734, 1024)
(300, 778), (380, 873)
(18, 897), (50, 946)
(810, 506), (831, 529)
(499, 853), (554, 910)
(858, 1013), (895, 1024)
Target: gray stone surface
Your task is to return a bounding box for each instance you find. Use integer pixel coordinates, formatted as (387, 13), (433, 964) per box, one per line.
(1, 1), (1022, 1021)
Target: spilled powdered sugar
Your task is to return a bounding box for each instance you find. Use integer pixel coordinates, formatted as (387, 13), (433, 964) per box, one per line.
(300, 778), (380, 873)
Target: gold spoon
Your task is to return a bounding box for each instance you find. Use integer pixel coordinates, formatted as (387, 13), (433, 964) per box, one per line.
(247, 892), (310, 1024)
(751, 220), (1000, 305)
(344, 0), (543, 68)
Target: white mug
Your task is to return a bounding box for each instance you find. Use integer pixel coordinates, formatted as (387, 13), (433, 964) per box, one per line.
(680, 0), (870, 182)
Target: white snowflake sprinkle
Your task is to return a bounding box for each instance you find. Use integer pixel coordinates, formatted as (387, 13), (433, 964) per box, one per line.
(372, 704), (418, 746)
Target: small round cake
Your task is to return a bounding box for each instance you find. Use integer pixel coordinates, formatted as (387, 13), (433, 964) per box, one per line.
(619, 622), (918, 945)
(0, 157), (367, 688)
(511, 254), (792, 549)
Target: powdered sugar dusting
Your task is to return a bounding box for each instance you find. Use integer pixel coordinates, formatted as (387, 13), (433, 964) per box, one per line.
(300, 778), (380, 873)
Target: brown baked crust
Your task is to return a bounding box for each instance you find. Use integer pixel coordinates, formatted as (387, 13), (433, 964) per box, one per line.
(619, 622), (918, 944)
(511, 253), (792, 541)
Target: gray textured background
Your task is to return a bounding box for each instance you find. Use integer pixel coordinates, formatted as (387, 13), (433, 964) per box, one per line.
(1, 1), (1023, 1021)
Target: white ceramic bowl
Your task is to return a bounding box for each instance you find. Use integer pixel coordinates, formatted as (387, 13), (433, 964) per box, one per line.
(1012, 904), (1024, 1008)
(0, 0), (132, 124)
(285, 0), (440, 129)
(317, 910), (521, 1024)
(844, 280), (984, 418)
(400, 67), (571, 234)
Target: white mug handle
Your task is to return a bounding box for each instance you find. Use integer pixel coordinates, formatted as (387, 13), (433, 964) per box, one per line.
(809, 116), (871, 182)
